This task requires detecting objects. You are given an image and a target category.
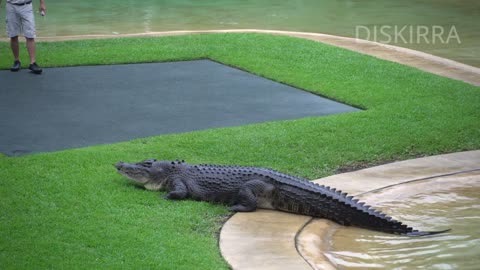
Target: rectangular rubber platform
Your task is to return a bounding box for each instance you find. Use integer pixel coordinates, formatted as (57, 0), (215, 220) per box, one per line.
(0, 60), (360, 156)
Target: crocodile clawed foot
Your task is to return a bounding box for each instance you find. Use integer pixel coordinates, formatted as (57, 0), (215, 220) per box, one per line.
(228, 204), (256, 212)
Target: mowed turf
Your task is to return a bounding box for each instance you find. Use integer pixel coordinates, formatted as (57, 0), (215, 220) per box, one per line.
(0, 33), (479, 269)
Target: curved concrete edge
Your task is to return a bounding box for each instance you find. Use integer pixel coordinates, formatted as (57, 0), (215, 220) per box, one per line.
(220, 150), (480, 270)
(295, 220), (339, 270)
(358, 169), (480, 208)
(2, 29), (478, 86)
(219, 210), (312, 270)
(311, 150), (480, 195)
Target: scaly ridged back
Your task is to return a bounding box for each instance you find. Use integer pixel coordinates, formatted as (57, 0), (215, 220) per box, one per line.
(194, 164), (415, 234)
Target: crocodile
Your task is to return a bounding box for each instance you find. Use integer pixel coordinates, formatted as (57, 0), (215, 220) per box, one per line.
(115, 159), (450, 236)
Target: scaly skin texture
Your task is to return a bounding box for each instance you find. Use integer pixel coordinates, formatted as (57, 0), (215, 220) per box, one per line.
(115, 159), (449, 236)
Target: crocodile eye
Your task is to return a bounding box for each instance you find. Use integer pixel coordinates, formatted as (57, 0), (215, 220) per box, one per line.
(140, 159), (156, 167)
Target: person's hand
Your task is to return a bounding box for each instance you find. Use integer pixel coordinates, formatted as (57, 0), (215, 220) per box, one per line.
(39, 1), (46, 16)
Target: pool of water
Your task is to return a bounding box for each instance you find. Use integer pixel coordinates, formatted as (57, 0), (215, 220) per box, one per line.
(326, 172), (480, 269)
(1, 0), (479, 67)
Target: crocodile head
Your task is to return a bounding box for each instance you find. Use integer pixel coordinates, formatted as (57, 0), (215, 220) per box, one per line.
(115, 159), (176, 191)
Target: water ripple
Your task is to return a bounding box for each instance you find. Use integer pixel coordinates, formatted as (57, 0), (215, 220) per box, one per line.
(327, 174), (480, 269)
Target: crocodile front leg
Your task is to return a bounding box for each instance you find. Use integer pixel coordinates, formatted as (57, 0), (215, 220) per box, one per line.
(229, 179), (274, 212)
(164, 179), (188, 200)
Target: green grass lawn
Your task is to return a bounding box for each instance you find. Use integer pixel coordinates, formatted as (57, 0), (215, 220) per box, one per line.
(1, 33), (479, 269)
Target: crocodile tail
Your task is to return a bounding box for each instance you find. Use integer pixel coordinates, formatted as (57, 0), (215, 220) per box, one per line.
(334, 202), (451, 236)
(267, 175), (451, 236)
(332, 198), (451, 236)
(404, 229), (451, 236)
(291, 182), (451, 236)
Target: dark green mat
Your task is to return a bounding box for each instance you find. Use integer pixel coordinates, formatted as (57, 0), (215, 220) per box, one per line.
(0, 60), (359, 156)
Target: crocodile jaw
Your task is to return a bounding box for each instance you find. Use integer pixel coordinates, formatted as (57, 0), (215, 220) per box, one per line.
(144, 182), (166, 191)
(115, 162), (151, 185)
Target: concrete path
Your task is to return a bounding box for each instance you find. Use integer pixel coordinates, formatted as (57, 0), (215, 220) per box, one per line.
(219, 150), (480, 269)
(23, 29), (480, 87)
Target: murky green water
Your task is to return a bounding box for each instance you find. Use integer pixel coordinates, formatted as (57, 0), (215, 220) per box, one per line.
(1, 0), (479, 67)
(327, 172), (480, 269)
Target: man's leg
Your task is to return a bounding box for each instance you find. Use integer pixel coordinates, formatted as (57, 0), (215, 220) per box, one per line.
(10, 36), (20, 61)
(26, 37), (42, 74)
(10, 36), (21, 71)
(21, 3), (42, 74)
(26, 37), (36, 64)
(7, 3), (22, 72)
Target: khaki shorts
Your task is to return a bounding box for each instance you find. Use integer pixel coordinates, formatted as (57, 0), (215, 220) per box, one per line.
(6, 2), (36, 38)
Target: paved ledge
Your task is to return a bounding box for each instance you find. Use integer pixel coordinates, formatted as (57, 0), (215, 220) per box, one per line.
(220, 150), (480, 270)
(219, 210), (312, 270)
(299, 151), (480, 269)
(298, 170), (480, 269)
(295, 220), (339, 270)
(6, 29), (479, 86)
(313, 150), (480, 195)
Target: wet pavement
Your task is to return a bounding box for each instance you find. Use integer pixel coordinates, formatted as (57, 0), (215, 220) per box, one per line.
(219, 150), (480, 269)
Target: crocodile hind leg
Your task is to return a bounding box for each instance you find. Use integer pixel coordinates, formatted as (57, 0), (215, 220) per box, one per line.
(229, 180), (274, 212)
